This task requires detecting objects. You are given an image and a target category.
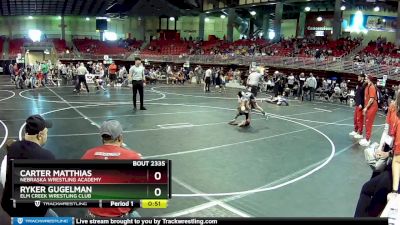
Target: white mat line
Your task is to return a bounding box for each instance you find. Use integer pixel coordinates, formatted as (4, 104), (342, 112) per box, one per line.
(313, 108), (332, 112)
(172, 177), (252, 217)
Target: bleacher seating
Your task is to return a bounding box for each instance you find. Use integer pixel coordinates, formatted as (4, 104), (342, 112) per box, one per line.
(73, 38), (131, 56)
(354, 38), (400, 68)
(126, 39), (143, 49)
(362, 41), (399, 57)
(51, 38), (68, 54)
(141, 40), (191, 55)
(9, 38), (31, 57)
(267, 38), (359, 58)
(142, 37), (358, 58)
(142, 38), (271, 56)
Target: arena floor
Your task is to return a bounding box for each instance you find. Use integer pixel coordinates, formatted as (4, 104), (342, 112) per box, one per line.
(0, 75), (387, 220)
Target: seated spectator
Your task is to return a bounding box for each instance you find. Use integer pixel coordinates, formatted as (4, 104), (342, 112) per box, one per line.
(1, 115), (57, 217)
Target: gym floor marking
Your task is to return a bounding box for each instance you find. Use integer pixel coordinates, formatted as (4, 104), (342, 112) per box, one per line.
(0, 120), (8, 150)
(0, 90), (15, 102)
(0, 77), (386, 217)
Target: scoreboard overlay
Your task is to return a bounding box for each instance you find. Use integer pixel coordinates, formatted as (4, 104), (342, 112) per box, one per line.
(10, 160), (171, 208)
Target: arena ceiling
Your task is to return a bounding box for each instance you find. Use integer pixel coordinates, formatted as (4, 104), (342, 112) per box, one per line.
(0, 0), (203, 16)
(0, 0), (397, 17)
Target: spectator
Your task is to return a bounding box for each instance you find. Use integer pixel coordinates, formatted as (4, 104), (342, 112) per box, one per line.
(82, 120), (142, 218)
(359, 75), (379, 147)
(297, 72), (306, 99)
(350, 74), (366, 139)
(287, 73), (295, 91)
(388, 96), (400, 213)
(108, 62), (118, 88)
(354, 91), (400, 217)
(305, 73), (317, 101)
(1, 115), (57, 217)
(194, 65), (203, 85)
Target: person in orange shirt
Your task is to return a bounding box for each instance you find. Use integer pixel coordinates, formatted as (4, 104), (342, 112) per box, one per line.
(349, 74), (366, 139)
(387, 96), (400, 208)
(81, 120), (142, 218)
(354, 91), (399, 217)
(359, 75), (379, 147)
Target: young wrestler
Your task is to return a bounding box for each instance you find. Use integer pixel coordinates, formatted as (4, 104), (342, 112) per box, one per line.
(229, 91), (252, 127)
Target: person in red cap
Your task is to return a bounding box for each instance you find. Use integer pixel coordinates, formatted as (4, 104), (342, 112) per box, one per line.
(81, 120), (142, 218)
(359, 74), (379, 147)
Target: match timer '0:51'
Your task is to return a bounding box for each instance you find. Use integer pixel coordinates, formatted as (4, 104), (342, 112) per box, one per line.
(141, 200), (168, 208)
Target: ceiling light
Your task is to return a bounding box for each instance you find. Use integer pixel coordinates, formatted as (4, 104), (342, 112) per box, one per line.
(107, 18), (111, 22)
(268, 29), (275, 40)
(28, 29), (41, 42)
(169, 17), (175, 21)
(340, 6), (346, 11)
(317, 16), (323, 22)
(220, 15), (226, 19)
(205, 17), (210, 22)
(86, 17), (90, 21)
(250, 11), (256, 16)
(57, 16), (62, 20)
(305, 7), (311, 12)
(28, 16), (33, 19)
(374, 6), (380, 12)
(383, 19), (386, 22)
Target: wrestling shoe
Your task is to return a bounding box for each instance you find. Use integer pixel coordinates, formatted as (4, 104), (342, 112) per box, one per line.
(353, 134), (363, 139)
(238, 121), (250, 127)
(228, 119), (237, 125)
(349, 131), (357, 136)
(140, 107), (147, 110)
(359, 138), (370, 147)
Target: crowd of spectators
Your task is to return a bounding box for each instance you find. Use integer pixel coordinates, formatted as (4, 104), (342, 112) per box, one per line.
(354, 36), (400, 66)
(142, 35), (361, 59)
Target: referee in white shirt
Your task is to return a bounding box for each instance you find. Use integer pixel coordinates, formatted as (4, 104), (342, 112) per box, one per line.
(128, 57), (146, 110)
(204, 68), (212, 92)
(74, 63), (90, 93)
(247, 68), (263, 97)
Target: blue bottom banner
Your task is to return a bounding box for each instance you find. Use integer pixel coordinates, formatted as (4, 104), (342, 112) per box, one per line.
(11, 217), (73, 225)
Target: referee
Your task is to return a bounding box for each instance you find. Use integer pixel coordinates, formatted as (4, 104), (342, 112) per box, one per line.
(128, 57), (146, 110)
(74, 63), (90, 93)
(247, 68), (263, 97)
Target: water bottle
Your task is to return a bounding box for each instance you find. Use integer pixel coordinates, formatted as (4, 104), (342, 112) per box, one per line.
(349, 98), (354, 107)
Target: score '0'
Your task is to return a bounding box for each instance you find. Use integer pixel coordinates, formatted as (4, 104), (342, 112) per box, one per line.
(154, 172), (161, 180)
(155, 188), (161, 196)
